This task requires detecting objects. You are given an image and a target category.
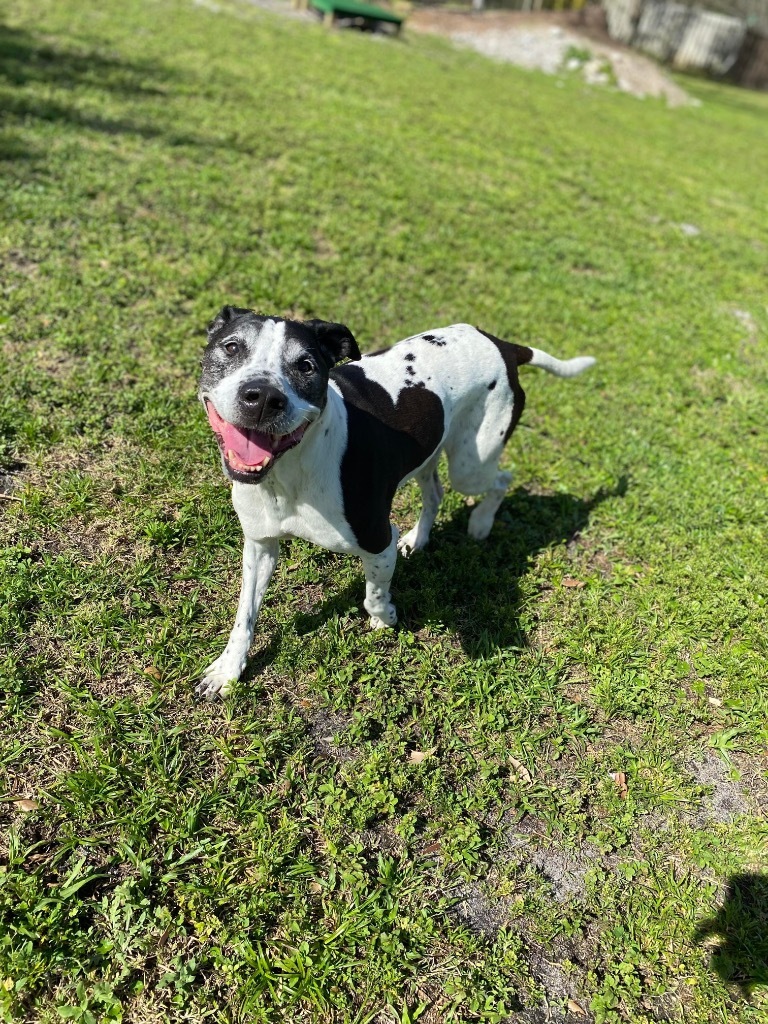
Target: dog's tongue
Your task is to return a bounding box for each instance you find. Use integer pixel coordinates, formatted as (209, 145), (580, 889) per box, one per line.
(206, 403), (271, 467)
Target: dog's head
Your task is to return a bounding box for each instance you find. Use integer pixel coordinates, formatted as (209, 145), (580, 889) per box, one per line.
(200, 308), (361, 483)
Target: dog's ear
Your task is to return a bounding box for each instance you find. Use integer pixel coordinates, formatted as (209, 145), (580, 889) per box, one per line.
(207, 305), (253, 339)
(305, 319), (361, 368)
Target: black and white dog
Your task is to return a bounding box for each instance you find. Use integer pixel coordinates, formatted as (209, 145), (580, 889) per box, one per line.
(198, 308), (594, 698)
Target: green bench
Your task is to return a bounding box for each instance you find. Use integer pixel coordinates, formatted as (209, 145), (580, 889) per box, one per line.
(307, 0), (404, 33)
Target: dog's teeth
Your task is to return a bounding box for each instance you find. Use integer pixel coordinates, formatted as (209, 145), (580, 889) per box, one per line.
(262, 455), (272, 467)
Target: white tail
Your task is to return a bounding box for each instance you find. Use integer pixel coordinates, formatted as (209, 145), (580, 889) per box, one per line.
(528, 348), (596, 378)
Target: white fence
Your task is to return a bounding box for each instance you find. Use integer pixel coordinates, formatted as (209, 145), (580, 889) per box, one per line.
(603, 0), (748, 73)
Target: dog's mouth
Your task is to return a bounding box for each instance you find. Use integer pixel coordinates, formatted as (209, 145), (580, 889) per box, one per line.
(205, 402), (308, 480)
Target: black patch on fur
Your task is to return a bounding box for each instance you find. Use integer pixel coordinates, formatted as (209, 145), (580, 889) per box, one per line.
(423, 334), (446, 347)
(331, 366), (444, 553)
(488, 379), (497, 391)
(302, 319), (361, 368)
(404, 353), (416, 362)
(200, 311), (260, 394)
(477, 329), (528, 442)
(406, 365), (416, 376)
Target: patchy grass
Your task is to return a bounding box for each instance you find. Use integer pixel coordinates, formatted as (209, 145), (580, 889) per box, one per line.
(1, 0), (767, 1021)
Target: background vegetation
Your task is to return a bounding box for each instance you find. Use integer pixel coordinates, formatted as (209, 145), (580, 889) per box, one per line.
(1, 0), (766, 1021)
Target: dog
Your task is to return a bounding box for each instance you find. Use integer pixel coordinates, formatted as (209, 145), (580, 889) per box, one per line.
(197, 308), (595, 698)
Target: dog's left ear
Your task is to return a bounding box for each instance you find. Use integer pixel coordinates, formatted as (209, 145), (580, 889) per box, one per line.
(305, 319), (361, 368)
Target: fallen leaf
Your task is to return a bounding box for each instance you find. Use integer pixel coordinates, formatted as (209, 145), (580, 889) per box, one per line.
(567, 997), (586, 1016)
(422, 841), (442, 857)
(609, 771), (628, 799)
(14, 798), (39, 812)
(509, 756), (532, 784)
(408, 747), (436, 764)
(708, 696), (722, 707)
(308, 881), (322, 894)
(143, 666), (162, 681)
(562, 577), (585, 588)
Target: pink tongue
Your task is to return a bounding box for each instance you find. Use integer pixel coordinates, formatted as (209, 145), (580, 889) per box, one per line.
(206, 404), (272, 467)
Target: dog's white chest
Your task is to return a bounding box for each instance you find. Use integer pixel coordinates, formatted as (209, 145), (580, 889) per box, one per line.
(230, 407), (357, 554)
(231, 483), (346, 549)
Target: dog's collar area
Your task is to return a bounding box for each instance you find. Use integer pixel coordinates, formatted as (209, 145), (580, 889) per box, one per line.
(205, 400), (308, 479)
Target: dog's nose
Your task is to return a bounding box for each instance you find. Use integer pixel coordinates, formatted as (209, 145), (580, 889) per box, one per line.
(238, 381), (287, 422)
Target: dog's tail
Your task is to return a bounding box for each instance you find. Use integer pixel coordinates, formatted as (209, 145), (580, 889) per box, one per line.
(516, 345), (596, 378)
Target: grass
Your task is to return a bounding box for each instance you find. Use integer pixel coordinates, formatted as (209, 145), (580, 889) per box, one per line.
(1, 0), (767, 1020)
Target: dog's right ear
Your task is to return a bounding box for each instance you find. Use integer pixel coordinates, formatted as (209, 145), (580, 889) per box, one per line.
(206, 305), (253, 339)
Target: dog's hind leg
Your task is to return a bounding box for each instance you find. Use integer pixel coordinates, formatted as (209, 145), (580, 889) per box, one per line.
(446, 395), (515, 542)
(467, 470), (512, 540)
(361, 526), (399, 629)
(196, 537), (279, 700)
(446, 439), (511, 542)
(398, 457), (443, 557)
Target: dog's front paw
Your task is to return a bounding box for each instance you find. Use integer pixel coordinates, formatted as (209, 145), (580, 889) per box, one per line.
(196, 659), (238, 700)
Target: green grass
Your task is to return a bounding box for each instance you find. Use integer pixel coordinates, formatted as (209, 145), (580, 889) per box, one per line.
(1, 0), (767, 1020)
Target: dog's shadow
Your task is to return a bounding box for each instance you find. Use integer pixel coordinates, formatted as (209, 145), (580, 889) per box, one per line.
(695, 874), (768, 997)
(247, 478), (627, 672)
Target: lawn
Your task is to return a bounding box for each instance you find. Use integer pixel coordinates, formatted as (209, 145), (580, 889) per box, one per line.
(1, 0), (767, 1021)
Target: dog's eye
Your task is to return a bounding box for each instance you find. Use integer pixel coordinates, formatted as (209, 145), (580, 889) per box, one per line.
(298, 358), (315, 374)
(223, 341), (239, 356)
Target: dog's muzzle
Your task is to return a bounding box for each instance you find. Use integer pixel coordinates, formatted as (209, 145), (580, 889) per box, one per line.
(205, 400), (308, 480)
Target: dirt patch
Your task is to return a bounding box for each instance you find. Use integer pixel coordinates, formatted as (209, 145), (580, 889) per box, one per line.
(730, 749), (768, 815)
(689, 751), (751, 824)
(531, 844), (598, 903)
(308, 708), (356, 762)
(453, 875), (510, 934)
(1, 248), (40, 279)
(408, 8), (694, 107)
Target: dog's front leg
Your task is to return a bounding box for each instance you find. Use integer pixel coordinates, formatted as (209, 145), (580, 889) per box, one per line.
(360, 526), (399, 630)
(196, 537), (279, 700)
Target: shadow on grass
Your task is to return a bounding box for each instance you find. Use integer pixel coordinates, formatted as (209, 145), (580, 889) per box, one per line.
(257, 477), (627, 671)
(0, 22), (233, 162)
(695, 874), (768, 997)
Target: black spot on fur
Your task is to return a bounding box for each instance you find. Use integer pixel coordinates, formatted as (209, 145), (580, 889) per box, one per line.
(423, 334), (446, 347)
(488, 379), (497, 391)
(331, 365), (444, 553)
(404, 353), (416, 362)
(406, 365), (416, 376)
(477, 328), (528, 442)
